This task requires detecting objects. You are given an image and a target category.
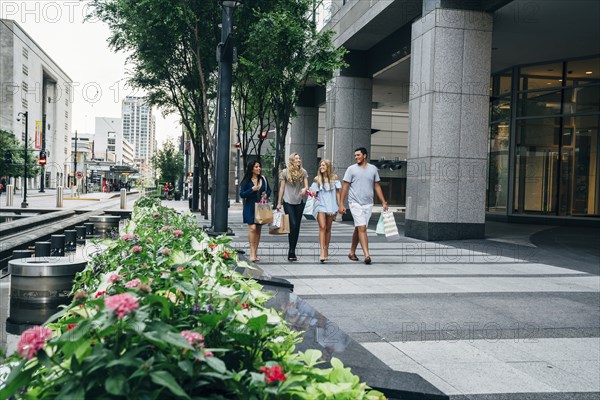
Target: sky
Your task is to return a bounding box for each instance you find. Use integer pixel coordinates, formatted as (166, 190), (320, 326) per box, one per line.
(2, 0), (181, 147)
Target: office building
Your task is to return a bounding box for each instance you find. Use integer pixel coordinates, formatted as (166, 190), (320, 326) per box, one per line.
(121, 96), (156, 179)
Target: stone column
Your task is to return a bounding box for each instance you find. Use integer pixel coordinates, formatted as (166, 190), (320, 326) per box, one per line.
(405, 8), (493, 240)
(325, 75), (373, 178)
(287, 106), (319, 181)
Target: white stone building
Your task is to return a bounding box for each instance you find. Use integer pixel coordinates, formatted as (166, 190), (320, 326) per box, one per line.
(0, 19), (72, 188)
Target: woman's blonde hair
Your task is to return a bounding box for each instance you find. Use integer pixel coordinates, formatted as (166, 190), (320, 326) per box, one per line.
(315, 159), (337, 188)
(285, 152), (304, 184)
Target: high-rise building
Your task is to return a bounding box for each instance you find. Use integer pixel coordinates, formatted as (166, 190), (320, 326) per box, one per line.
(121, 96), (156, 178)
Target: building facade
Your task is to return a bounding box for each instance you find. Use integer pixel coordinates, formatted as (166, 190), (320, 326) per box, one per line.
(0, 19), (72, 189)
(289, 0), (599, 240)
(121, 96), (156, 180)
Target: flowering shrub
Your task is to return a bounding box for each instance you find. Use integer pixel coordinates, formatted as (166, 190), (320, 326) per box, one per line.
(0, 199), (385, 399)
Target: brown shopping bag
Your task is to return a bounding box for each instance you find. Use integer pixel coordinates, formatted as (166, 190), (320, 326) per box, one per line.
(269, 213), (290, 235)
(255, 201), (274, 225)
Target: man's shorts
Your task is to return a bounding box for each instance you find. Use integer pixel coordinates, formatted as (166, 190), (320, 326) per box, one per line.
(349, 202), (373, 227)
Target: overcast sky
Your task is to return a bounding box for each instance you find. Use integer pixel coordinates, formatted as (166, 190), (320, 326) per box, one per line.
(2, 0), (181, 147)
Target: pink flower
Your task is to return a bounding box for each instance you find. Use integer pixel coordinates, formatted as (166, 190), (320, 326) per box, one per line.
(176, 266), (185, 272)
(17, 326), (53, 360)
(121, 234), (134, 241)
(203, 350), (214, 357)
(260, 365), (286, 384)
(108, 273), (122, 283)
(162, 248), (171, 256)
(125, 278), (141, 288)
(104, 293), (139, 319)
(161, 226), (173, 231)
(173, 230), (184, 237)
(146, 237), (154, 243)
(153, 212), (160, 217)
(181, 330), (205, 348)
(131, 245), (143, 253)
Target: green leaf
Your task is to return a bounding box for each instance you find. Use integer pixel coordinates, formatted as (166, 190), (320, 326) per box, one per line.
(105, 374), (128, 396)
(173, 281), (195, 296)
(0, 360), (31, 399)
(246, 314), (268, 333)
(150, 370), (191, 399)
(204, 356), (227, 374)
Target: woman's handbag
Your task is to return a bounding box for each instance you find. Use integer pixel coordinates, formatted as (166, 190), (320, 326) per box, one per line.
(269, 211), (290, 234)
(255, 199), (273, 224)
(382, 211), (400, 241)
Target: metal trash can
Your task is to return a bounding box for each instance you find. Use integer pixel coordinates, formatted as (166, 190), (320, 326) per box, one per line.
(7, 257), (87, 333)
(89, 215), (121, 239)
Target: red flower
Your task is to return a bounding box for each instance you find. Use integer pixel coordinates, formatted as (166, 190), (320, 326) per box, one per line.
(222, 250), (230, 259)
(209, 244), (217, 250)
(17, 326), (53, 360)
(260, 365), (286, 384)
(95, 291), (106, 298)
(67, 324), (77, 331)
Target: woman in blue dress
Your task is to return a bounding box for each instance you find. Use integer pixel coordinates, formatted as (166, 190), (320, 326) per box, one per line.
(309, 159), (341, 263)
(240, 160), (271, 262)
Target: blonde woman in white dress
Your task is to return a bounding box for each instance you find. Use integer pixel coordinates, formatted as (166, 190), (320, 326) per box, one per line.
(309, 160), (342, 263)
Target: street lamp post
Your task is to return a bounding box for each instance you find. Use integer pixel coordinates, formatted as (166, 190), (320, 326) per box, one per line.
(73, 130), (78, 188)
(39, 114), (46, 192)
(17, 111), (29, 208)
(213, 0), (239, 235)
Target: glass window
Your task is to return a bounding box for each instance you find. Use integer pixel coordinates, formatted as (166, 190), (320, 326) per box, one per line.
(562, 85), (600, 115)
(491, 97), (511, 122)
(565, 57), (600, 86)
(566, 115), (599, 215)
(492, 72), (512, 96)
(487, 123), (510, 212)
(514, 118), (561, 214)
(518, 89), (562, 117)
(520, 62), (563, 91)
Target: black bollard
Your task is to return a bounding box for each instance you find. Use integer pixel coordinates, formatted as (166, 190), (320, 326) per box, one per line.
(50, 235), (66, 257)
(12, 249), (33, 260)
(75, 225), (86, 244)
(35, 241), (51, 258)
(64, 230), (77, 252)
(84, 222), (95, 236)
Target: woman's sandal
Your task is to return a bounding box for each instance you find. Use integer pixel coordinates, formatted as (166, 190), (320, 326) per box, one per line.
(348, 253), (359, 261)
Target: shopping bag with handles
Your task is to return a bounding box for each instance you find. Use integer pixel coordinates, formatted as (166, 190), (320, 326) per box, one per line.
(254, 200), (273, 225)
(269, 212), (290, 234)
(376, 213), (385, 235)
(382, 211), (400, 241)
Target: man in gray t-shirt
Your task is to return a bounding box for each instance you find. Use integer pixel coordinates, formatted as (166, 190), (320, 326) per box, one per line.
(339, 147), (388, 265)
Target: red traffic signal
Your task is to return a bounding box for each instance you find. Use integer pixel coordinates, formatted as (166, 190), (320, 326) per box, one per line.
(236, 142), (241, 151)
(38, 151), (47, 165)
(260, 131), (267, 141)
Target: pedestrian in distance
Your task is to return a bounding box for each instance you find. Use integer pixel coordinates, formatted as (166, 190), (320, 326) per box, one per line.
(277, 152), (309, 262)
(309, 159), (342, 263)
(338, 147), (388, 265)
(240, 160), (271, 263)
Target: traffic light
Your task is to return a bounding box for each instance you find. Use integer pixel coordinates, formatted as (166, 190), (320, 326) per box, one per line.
(38, 150), (47, 165)
(4, 150), (12, 164)
(236, 142), (241, 151)
(261, 131), (267, 141)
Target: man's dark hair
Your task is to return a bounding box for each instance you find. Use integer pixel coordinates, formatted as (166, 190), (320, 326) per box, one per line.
(355, 147), (368, 156)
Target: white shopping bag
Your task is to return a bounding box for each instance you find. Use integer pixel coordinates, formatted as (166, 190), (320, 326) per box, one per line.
(303, 196), (317, 220)
(272, 210), (283, 228)
(382, 211), (400, 241)
(376, 213), (385, 235)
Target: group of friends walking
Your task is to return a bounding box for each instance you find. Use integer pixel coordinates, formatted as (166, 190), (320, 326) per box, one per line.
(240, 147), (388, 265)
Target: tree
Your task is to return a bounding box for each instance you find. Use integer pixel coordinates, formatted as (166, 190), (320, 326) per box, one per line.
(89, 0), (220, 217)
(152, 140), (184, 186)
(0, 129), (40, 179)
(234, 0), (346, 198)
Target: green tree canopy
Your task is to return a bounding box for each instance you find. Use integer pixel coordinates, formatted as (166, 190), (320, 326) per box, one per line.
(0, 129), (40, 179)
(152, 140), (184, 186)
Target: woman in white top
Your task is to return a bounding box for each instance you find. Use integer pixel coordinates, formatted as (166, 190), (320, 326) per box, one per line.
(309, 159), (342, 263)
(277, 153), (309, 261)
